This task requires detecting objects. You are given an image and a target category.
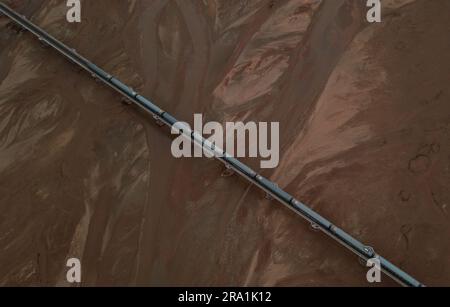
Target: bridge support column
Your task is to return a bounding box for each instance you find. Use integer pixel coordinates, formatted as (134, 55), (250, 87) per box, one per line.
(310, 223), (321, 232)
(221, 164), (235, 177)
(153, 115), (164, 127)
(121, 97), (132, 105)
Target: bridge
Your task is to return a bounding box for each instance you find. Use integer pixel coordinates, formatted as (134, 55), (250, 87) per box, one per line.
(0, 1), (423, 287)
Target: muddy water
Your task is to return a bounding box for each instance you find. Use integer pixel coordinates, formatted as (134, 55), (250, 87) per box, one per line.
(0, 0), (449, 286)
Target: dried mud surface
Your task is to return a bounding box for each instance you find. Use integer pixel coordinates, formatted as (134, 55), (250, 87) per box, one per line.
(0, 0), (449, 286)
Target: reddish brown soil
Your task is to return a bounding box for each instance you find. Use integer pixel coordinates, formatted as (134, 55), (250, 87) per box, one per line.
(0, 0), (449, 286)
